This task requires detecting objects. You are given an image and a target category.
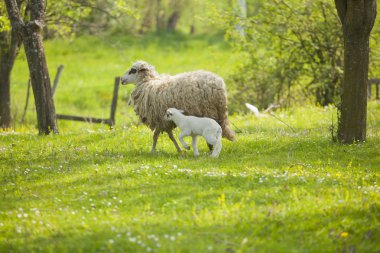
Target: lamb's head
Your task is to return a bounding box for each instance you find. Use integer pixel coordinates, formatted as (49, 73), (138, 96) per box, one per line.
(165, 108), (184, 121)
(121, 61), (157, 85)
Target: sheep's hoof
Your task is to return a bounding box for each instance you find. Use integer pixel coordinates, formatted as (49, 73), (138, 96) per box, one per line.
(184, 146), (191, 150)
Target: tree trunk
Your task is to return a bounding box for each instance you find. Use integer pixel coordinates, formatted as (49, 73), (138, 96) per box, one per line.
(167, 11), (180, 31)
(5, 0), (58, 134)
(0, 58), (11, 129)
(155, 0), (165, 31)
(0, 13), (21, 129)
(335, 0), (376, 143)
(232, 0), (247, 36)
(338, 33), (369, 142)
(24, 22), (58, 134)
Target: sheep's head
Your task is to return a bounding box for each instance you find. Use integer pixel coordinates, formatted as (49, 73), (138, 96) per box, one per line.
(121, 61), (157, 85)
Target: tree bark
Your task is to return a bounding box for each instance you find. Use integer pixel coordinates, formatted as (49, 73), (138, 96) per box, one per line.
(167, 11), (180, 31)
(5, 0), (58, 134)
(0, 11), (22, 129)
(335, 0), (376, 143)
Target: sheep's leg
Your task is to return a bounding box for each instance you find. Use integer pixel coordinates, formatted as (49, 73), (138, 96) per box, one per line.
(207, 143), (214, 152)
(167, 130), (182, 153)
(192, 136), (199, 156)
(151, 129), (160, 153)
(178, 131), (191, 150)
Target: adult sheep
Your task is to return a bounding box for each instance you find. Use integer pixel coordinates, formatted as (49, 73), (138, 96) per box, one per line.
(121, 61), (235, 153)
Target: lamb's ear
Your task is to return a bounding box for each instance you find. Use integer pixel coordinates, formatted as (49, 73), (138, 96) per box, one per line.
(179, 109), (185, 114)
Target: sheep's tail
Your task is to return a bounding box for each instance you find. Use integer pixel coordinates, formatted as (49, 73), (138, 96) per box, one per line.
(219, 110), (235, 141)
(221, 121), (235, 141)
(214, 82), (235, 141)
(212, 128), (223, 158)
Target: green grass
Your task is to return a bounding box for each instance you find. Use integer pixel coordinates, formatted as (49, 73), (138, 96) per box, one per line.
(1, 101), (379, 252)
(3, 33), (380, 252)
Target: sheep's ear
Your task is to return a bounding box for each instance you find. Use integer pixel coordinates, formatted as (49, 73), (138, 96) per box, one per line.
(139, 64), (154, 72)
(179, 109), (185, 114)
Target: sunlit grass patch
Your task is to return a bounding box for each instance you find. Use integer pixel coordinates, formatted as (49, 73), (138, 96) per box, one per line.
(1, 102), (379, 252)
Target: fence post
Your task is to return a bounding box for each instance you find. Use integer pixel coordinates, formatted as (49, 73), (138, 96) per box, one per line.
(52, 65), (64, 96)
(109, 77), (120, 128)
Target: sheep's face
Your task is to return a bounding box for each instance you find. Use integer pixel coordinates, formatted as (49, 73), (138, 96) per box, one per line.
(121, 67), (139, 85)
(121, 61), (155, 85)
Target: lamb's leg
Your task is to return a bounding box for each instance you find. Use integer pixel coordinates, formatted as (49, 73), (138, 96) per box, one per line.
(151, 129), (160, 153)
(192, 136), (199, 156)
(167, 130), (182, 153)
(178, 131), (191, 150)
(204, 134), (220, 158)
(203, 131), (222, 158)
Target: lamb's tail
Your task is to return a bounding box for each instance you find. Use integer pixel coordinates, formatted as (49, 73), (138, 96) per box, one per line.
(212, 128), (223, 158)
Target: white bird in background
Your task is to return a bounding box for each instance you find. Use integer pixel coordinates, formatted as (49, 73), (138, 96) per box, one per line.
(245, 103), (280, 118)
(245, 103), (262, 117)
(245, 102), (295, 132)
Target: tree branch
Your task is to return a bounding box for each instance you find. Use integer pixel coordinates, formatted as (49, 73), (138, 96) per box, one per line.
(4, 0), (24, 31)
(30, 0), (45, 21)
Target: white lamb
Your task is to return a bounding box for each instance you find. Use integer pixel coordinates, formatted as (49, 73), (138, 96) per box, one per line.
(165, 108), (222, 158)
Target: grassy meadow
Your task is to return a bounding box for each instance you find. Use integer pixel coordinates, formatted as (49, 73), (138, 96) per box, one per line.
(1, 33), (380, 252)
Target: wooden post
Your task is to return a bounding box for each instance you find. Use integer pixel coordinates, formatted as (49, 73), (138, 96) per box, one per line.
(20, 78), (31, 124)
(109, 77), (120, 128)
(368, 78), (380, 100)
(52, 65), (64, 96)
(368, 81), (372, 99)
